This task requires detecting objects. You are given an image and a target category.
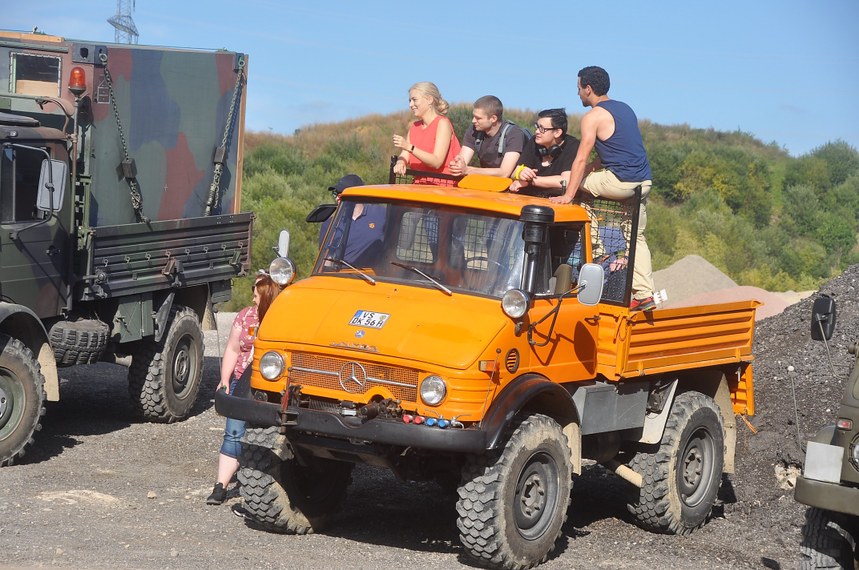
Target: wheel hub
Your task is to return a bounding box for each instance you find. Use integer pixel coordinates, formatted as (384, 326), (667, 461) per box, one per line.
(513, 452), (559, 540)
(0, 384), (8, 425)
(172, 339), (191, 394)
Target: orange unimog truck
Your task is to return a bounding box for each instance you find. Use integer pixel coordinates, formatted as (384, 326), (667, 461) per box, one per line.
(216, 174), (757, 570)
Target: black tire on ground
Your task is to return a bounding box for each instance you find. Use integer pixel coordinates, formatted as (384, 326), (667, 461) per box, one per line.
(49, 318), (109, 366)
(626, 390), (724, 535)
(238, 426), (353, 534)
(127, 305), (203, 422)
(0, 334), (46, 466)
(456, 413), (572, 570)
(799, 507), (859, 569)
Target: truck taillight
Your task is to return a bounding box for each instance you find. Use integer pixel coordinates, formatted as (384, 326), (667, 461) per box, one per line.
(68, 66), (87, 96)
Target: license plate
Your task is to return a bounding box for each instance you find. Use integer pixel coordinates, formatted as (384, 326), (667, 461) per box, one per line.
(804, 441), (843, 483)
(349, 310), (390, 329)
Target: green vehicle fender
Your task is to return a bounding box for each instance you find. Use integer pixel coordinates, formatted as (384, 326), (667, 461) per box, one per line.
(0, 303), (58, 401)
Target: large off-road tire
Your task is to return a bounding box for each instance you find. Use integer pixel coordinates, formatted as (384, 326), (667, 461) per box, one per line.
(456, 413), (572, 570)
(48, 318), (109, 366)
(238, 426), (353, 534)
(0, 334), (46, 466)
(127, 306), (203, 422)
(626, 391), (724, 535)
(800, 507), (859, 569)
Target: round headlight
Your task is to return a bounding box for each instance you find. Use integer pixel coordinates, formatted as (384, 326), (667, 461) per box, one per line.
(269, 257), (297, 286)
(420, 375), (446, 406)
(501, 289), (530, 319)
(259, 351), (285, 380)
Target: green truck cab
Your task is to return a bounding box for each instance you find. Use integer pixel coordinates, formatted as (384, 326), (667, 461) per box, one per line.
(796, 296), (859, 568)
(0, 30), (252, 466)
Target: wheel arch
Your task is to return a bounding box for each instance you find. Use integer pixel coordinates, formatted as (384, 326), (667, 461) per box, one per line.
(481, 373), (581, 472)
(0, 303), (58, 401)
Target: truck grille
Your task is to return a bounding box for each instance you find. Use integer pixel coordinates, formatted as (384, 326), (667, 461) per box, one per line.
(290, 353), (418, 402)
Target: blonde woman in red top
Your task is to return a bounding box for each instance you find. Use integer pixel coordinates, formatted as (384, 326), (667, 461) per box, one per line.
(392, 82), (461, 184)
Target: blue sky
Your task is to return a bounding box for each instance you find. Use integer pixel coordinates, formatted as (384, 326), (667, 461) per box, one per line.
(7, 1), (858, 157)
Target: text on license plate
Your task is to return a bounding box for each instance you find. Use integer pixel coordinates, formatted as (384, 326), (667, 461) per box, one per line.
(349, 310), (390, 329)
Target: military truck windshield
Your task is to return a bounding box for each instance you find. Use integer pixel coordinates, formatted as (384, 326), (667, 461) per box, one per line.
(315, 201), (526, 298)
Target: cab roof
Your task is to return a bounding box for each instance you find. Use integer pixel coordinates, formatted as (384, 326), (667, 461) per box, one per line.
(339, 183), (592, 224)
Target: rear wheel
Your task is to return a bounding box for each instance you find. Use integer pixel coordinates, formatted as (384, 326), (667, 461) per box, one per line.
(626, 391), (724, 535)
(456, 413), (572, 570)
(800, 507), (858, 569)
(128, 306), (203, 422)
(0, 334), (46, 466)
(238, 426), (353, 534)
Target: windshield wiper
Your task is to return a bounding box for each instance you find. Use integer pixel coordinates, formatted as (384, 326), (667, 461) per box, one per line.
(325, 257), (376, 285)
(390, 261), (452, 296)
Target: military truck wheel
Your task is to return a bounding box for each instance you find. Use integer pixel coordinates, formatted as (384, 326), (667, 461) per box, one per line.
(800, 507), (859, 569)
(0, 334), (46, 466)
(238, 426), (353, 534)
(456, 413), (571, 570)
(626, 391), (724, 535)
(128, 306), (203, 422)
(49, 318), (109, 366)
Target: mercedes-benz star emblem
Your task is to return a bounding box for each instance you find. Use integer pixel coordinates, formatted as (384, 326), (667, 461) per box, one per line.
(338, 361), (367, 393)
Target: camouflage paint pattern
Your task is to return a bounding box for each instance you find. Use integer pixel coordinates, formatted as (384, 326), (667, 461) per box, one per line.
(0, 30), (247, 226)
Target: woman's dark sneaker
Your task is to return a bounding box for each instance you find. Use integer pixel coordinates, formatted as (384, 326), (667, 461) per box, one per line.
(206, 483), (226, 505)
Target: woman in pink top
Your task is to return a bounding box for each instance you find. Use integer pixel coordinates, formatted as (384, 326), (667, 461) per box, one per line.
(206, 274), (282, 507)
(392, 82), (461, 185)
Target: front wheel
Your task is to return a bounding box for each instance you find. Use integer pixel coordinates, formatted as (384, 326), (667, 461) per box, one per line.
(0, 335), (46, 466)
(238, 426), (353, 534)
(800, 507), (858, 569)
(457, 413), (572, 570)
(626, 391), (724, 535)
(127, 306), (203, 422)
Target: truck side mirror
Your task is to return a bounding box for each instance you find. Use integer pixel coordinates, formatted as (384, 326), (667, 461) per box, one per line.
(36, 159), (67, 212)
(811, 294), (836, 341)
(576, 263), (605, 306)
(306, 204), (336, 223)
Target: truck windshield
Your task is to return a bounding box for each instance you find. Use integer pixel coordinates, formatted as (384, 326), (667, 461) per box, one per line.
(315, 201), (526, 298)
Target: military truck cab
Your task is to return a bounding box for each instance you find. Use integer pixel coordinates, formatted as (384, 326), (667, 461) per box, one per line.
(0, 30), (252, 467)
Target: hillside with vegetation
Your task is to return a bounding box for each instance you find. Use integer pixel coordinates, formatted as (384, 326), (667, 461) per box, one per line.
(230, 105), (859, 309)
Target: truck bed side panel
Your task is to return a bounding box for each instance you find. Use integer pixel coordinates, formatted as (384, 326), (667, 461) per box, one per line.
(78, 212), (252, 301)
(596, 301), (759, 380)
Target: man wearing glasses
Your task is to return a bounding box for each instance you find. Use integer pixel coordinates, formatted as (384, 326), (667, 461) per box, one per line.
(549, 66), (655, 311)
(508, 108), (580, 198)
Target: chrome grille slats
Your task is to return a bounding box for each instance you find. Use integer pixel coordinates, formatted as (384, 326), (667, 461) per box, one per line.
(290, 353), (418, 402)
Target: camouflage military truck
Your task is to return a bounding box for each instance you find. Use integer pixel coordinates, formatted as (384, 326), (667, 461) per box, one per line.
(0, 30), (252, 466)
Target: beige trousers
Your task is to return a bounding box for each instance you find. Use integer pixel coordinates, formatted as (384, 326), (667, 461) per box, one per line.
(582, 169), (655, 300)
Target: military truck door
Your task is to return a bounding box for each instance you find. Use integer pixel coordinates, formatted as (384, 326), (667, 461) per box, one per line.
(0, 142), (69, 318)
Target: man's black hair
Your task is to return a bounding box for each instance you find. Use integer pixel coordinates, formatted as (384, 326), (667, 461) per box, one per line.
(578, 66), (610, 96)
(538, 108), (568, 135)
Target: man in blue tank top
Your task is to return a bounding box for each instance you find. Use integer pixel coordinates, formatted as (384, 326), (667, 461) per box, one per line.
(550, 66), (656, 311)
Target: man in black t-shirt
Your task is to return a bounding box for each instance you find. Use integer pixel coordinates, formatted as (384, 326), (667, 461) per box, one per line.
(449, 95), (526, 178)
(509, 108), (579, 198)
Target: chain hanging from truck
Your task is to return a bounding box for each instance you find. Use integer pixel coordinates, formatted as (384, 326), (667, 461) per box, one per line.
(101, 59), (150, 224)
(205, 57), (246, 216)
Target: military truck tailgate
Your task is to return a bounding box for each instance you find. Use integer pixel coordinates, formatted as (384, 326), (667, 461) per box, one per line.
(77, 212), (253, 301)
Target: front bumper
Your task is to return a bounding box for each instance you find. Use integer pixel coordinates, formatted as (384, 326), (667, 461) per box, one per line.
(214, 371), (487, 454)
(795, 476), (859, 516)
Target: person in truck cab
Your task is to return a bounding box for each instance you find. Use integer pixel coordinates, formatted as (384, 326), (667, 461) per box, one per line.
(549, 65), (656, 311)
(392, 81), (461, 185)
(319, 174), (387, 267)
(448, 95), (526, 178)
(508, 108), (580, 198)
